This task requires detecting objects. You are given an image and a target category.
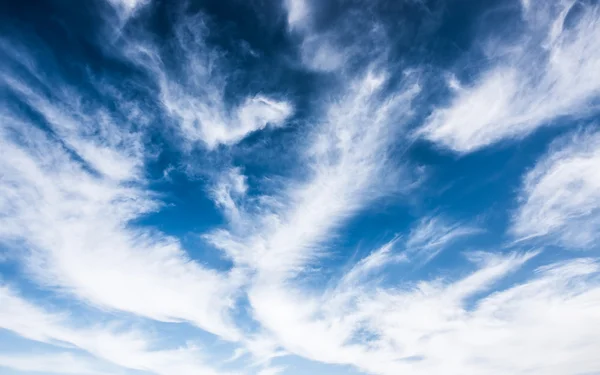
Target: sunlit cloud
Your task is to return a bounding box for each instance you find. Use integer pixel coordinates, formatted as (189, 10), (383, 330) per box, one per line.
(419, 0), (600, 152)
(1, 0), (599, 374)
(512, 129), (600, 248)
(205, 71), (421, 279)
(0, 352), (117, 375)
(405, 215), (482, 265)
(245, 251), (600, 375)
(122, 13), (294, 149)
(0, 285), (233, 375)
(0, 37), (242, 342)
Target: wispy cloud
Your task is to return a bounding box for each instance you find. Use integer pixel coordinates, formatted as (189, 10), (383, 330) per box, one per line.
(283, 0), (345, 71)
(282, 0), (390, 72)
(419, 0), (600, 152)
(123, 13), (293, 149)
(512, 129), (600, 248)
(206, 71), (421, 279)
(0, 38), (241, 341)
(256, 366), (286, 375)
(107, 0), (150, 18)
(0, 285), (231, 375)
(340, 237), (405, 287)
(204, 69), (422, 366)
(283, 0), (309, 30)
(243, 251), (600, 375)
(405, 216), (482, 265)
(211, 167), (249, 224)
(0, 352), (118, 375)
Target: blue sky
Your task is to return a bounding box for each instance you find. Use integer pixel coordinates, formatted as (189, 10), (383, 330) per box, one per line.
(1, 0), (600, 374)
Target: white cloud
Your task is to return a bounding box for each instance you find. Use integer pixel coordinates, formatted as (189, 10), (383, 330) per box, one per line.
(281, 0), (387, 72)
(106, 0), (150, 19)
(0, 113), (241, 341)
(0, 37), (147, 183)
(282, 0), (344, 72)
(0, 285), (230, 375)
(0, 78), (144, 183)
(123, 15), (293, 149)
(0, 352), (118, 375)
(203, 71), (421, 365)
(246, 251), (600, 375)
(211, 167), (249, 224)
(512, 129), (600, 248)
(419, 0), (600, 152)
(203, 70), (422, 366)
(283, 0), (309, 30)
(256, 367), (285, 375)
(298, 34), (346, 72)
(0, 41), (242, 341)
(230, 96), (294, 145)
(340, 237), (405, 286)
(206, 71), (421, 279)
(405, 216), (482, 264)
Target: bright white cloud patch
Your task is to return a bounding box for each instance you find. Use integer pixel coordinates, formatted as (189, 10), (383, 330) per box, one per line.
(282, 0), (387, 72)
(247, 252), (600, 375)
(419, 0), (600, 152)
(0, 40), (241, 342)
(0, 118), (239, 335)
(206, 71), (421, 278)
(284, 0), (309, 29)
(0, 285), (229, 375)
(123, 15), (293, 149)
(513, 129), (600, 248)
(108, 0), (147, 11)
(0, 352), (115, 375)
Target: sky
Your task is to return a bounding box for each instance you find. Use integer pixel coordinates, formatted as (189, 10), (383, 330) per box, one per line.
(1, 0), (600, 374)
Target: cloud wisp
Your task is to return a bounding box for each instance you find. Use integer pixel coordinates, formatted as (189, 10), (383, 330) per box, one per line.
(0, 38), (241, 342)
(404, 215), (482, 265)
(206, 71), (421, 280)
(244, 250), (600, 375)
(419, 0), (600, 153)
(0, 285), (231, 375)
(122, 13), (294, 149)
(0, 352), (118, 375)
(512, 129), (600, 248)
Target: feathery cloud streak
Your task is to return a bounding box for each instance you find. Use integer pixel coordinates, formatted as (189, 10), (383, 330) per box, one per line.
(247, 251), (600, 375)
(513, 129), (600, 248)
(0, 38), (241, 341)
(0, 285), (231, 375)
(123, 14), (293, 149)
(420, 0), (600, 152)
(206, 71), (421, 279)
